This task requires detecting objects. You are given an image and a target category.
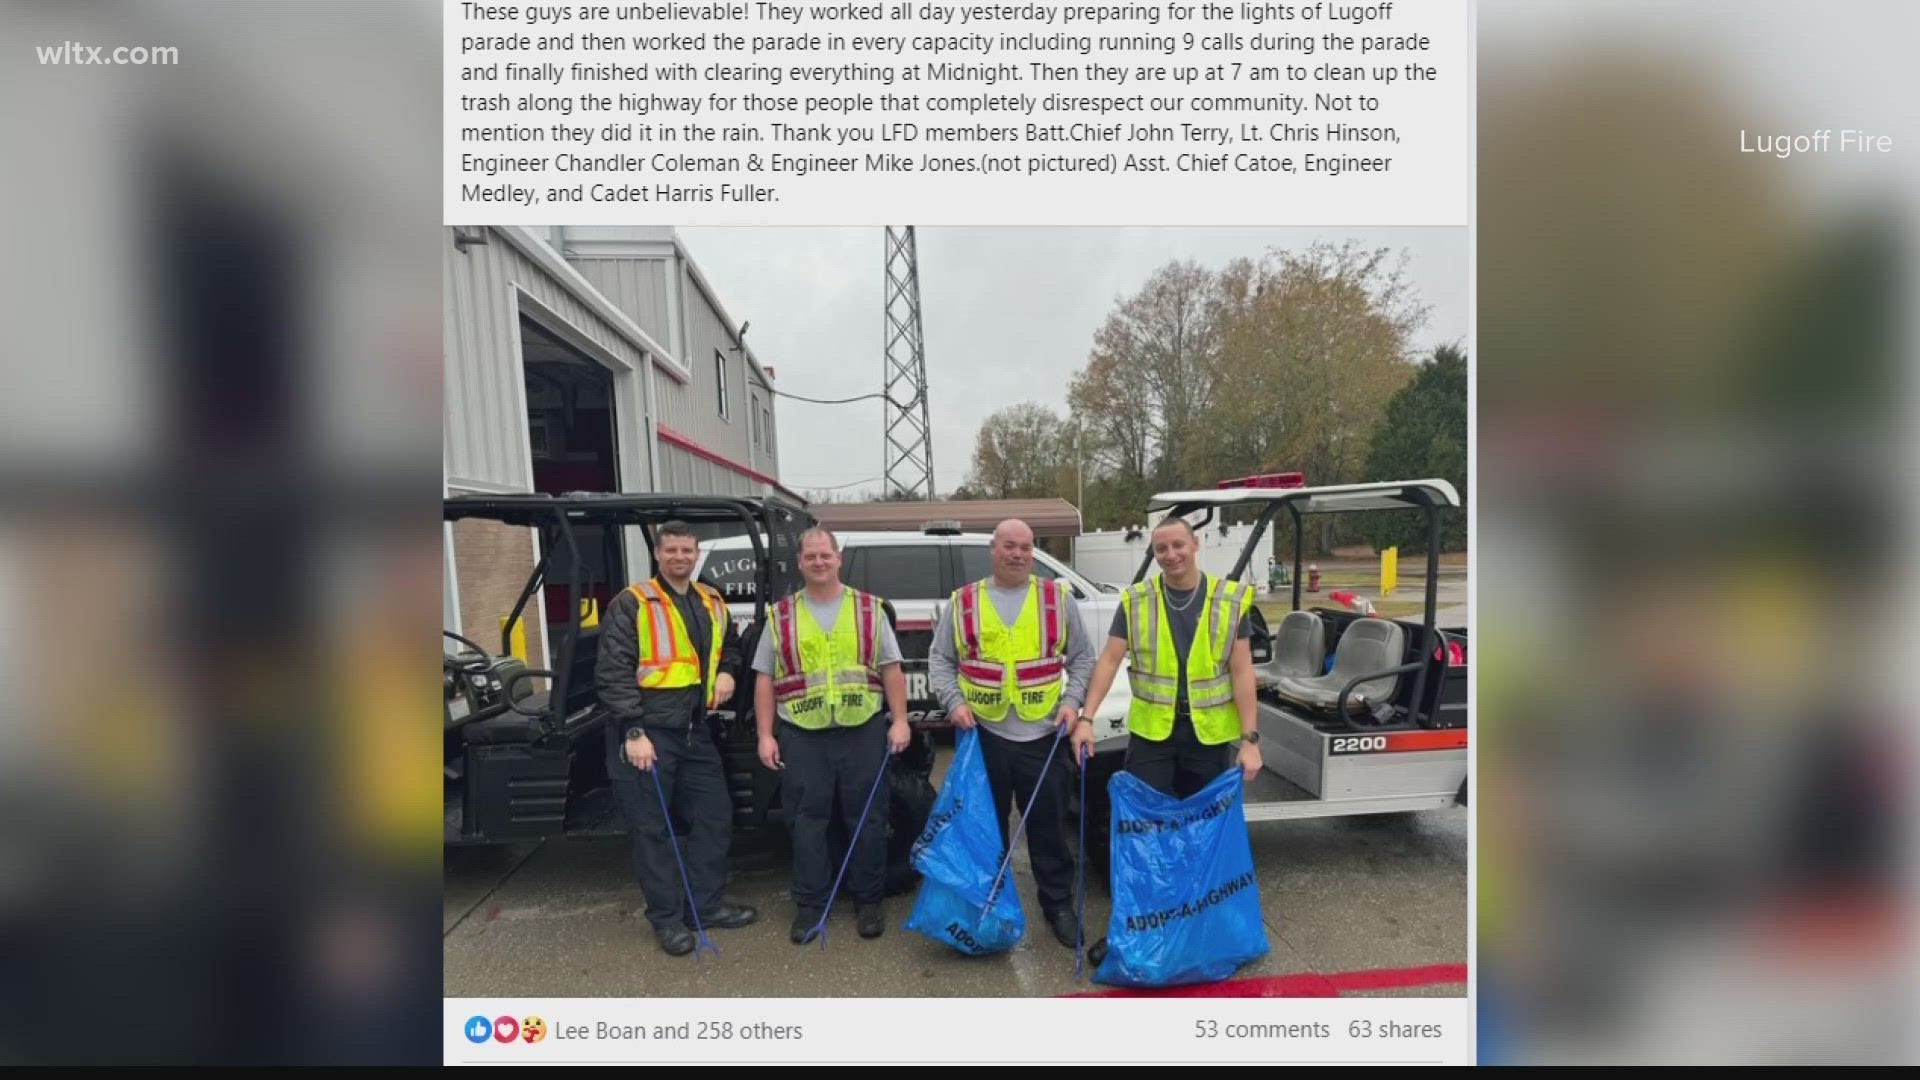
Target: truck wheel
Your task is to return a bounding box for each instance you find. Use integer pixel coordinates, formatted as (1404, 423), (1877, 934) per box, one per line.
(1075, 758), (1116, 893)
(723, 731), (764, 824)
(1083, 803), (1112, 890)
(885, 768), (937, 896)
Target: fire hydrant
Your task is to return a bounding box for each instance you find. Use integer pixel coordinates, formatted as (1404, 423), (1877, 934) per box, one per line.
(1307, 563), (1321, 592)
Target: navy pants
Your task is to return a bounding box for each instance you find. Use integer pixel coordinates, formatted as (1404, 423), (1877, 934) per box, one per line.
(779, 718), (891, 912)
(611, 724), (733, 931)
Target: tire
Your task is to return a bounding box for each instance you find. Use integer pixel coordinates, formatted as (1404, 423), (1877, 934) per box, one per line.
(1084, 804), (1112, 893)
(721, 735), (760, 779)
(1076, 754), (1118, 894)
(885, 768), (937, 897)
(719, 718), (782, 848)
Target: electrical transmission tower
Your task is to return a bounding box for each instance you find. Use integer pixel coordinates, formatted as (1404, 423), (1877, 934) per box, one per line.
(882, 227), (934, 500)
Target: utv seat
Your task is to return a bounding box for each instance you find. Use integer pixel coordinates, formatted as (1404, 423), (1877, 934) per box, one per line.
(1270, 617), (1406, 716)
(1266, 610), (1328, 679)
(459, 703), (545, 745)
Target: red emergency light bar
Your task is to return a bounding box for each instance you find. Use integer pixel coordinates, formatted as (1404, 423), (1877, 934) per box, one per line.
(1216, 472), (1306, 490)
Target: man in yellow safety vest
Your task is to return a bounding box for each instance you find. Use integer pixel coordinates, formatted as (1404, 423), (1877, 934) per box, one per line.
(597, 520), (760, 956)
(752, 527), (910, 944)
(929, 519), (1097, 950)
(1079, 515), (1264, 796)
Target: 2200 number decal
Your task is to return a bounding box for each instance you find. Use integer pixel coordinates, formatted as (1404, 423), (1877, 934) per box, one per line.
(1331, 735), (1388, 754)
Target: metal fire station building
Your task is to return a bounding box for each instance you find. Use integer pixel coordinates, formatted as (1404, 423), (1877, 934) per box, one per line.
(441, 225), (794, 667)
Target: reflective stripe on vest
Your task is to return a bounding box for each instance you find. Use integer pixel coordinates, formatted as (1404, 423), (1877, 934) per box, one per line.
(768, 588), (885, 729)
(952, 577), (1068, 722)
(1123, 575), (1251, 745)
(630, 580), (728, 707)
(1187, 577), (1245, 709)
(770, 598), (810, 699)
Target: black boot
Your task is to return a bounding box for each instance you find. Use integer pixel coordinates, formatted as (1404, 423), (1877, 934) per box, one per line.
(1047, 909), (1081, 950)
(791, 909), (823, 945)
(700, 902), (759, 930)
(655, 926), (697, 957)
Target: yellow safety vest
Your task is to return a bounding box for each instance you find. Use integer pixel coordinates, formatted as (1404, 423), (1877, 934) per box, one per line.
(951, 577), (1070, 722)
(767, 587), (886, 729)
(1122, 575), (1252, 745)
(628, 579), (730, 708)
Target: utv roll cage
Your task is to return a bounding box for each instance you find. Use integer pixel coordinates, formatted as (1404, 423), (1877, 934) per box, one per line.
(442, 491), (811, 744)
(1137, 479), (1462, 733)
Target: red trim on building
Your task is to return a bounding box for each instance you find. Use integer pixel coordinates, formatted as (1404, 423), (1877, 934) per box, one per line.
(655, 424), (804, 503)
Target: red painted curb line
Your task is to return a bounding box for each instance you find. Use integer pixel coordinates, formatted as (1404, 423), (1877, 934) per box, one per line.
(1059, 963), (1468, 998)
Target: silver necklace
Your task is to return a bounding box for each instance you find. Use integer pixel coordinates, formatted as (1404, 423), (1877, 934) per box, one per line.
(1163, 577), (1202, 612)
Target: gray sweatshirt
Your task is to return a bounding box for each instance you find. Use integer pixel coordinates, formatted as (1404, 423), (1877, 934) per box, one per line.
(928, 577), (1095, 744)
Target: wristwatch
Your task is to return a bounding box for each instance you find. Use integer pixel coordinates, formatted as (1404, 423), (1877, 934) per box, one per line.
(1242, 730), (1260, 744)
(625, 726), (647, 742)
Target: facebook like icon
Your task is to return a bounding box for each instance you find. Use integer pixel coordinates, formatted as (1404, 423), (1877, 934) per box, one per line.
(463, 1016), (492, 1044)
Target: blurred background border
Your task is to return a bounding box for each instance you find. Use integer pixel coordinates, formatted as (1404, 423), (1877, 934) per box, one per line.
(2, 0), (443, 1064)
(1477, 0), (1917, 1065)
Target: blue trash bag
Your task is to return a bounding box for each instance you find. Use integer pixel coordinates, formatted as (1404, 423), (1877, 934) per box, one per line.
(903, 728), (1025, 955)
(1094, 767), (1269, 987)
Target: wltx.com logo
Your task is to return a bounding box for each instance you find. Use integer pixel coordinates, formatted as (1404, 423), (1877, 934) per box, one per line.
(463, 1014), (547, 1044)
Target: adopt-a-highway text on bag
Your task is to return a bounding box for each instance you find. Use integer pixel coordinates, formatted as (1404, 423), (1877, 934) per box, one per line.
(1095, 766), (1269, 986)
(903, 727), (1025, 954)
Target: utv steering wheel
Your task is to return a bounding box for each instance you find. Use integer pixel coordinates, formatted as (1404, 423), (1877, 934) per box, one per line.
(443, 630), (493, 674)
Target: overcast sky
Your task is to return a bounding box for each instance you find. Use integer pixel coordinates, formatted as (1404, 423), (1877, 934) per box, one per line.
(675, 228), (1468, 500)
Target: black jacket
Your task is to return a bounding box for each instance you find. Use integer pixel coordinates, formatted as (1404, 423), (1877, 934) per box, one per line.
(596, 578), (743, 748)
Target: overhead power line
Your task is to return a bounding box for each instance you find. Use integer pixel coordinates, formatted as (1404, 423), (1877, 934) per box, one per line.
(793, 475), (882, 491)
(769, 386), (918, 409)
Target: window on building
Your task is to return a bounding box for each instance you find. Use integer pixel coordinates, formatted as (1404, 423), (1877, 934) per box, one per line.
(715, 351), (730, 420)
(761, 405), (773, 450)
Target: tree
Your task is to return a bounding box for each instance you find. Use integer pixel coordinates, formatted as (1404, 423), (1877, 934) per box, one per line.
(957, 242), (1437, 544)
(1184, 242), (1428, 552)
(1077, 471), (1156, 532)
(1362, 343), (1467, 551)
(964, 402), (1071, 499)
(1194, 241), (1426, 486)
(1068, 260), (1224, 492)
